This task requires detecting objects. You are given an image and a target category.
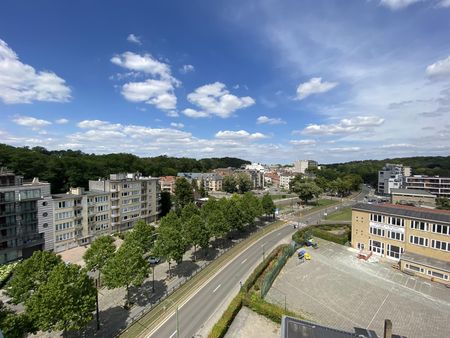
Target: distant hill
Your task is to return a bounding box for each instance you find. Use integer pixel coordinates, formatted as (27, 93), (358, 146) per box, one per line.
(0, 144), (250, 193)
(324, 156), (450, 187)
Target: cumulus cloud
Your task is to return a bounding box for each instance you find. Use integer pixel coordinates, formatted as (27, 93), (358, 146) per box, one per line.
(55, 118), (69, 124)
(12, 116), (52, 130)
(180, 64), (195, 74)
(0, 39), (71, 104)
(379, 0), (422, 10)
(166, 110), (180, 117)
(426, 55), (450, 78)
(111, 51), (179, 111)
(438, 0), (450, 7)
(170, 122), (184, 129)
(183, 82), (255, 118)
(127, 34), (142, 45)
(295, 77), (337, 100)
(330, 147), (361, 152)
(77, 120), (122, 130)
(381, 143), (417, 149)
(256, 116), (286, 125)
(215, 130), (268, 140)
(303, 116), (384, 135)
(289, 139), (316, 146)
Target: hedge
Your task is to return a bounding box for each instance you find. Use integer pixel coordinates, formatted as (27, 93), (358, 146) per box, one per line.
(292, 225), (351, 246)
(312, 228), (350, 245)
(242, 292), (302, 323)
(209, 293), (243, 338)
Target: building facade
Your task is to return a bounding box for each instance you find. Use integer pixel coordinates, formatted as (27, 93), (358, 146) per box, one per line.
(177, 173), (223, 192)
(0, 169), (51, 264)
(405, 175), (450, 198)
(159, 176), (177, 194)
(293, 160), (318, 174)
(279, 174), (295, 190)
(390, 188), (436, 208)
(377, 163), (411, 195)
(352, 203), (450, 284)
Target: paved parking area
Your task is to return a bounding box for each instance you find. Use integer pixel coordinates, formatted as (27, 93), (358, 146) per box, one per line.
(266, 238), (450, 338)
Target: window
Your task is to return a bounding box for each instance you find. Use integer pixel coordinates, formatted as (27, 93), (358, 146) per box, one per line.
(387, 244), (403, 259)
(370, 227), (384, 237)
(42, 201), (47, 206)
(357, 243), (365, 250)
(427, 270), (449, 280)
(387, 231), (404, 241)
(431, 223), (450, 236)
(405, 263), (424, 273)
(431, 239), (450, 252)
(369, 240), (384, 254)
(411, 220), (428, 231)
(370, 214), (385, 222)
(409, 235), (428, 247)
(387, 217), (404, 227)
(57, 200), (74, 209)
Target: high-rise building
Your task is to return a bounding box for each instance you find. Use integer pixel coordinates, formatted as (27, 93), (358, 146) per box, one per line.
(293, 160), (318, 174)
(0, 169), (51, 263)
(377, 163), (411, 195)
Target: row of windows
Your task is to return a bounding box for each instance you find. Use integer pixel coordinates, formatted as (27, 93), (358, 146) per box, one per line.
(370, 214), (449, 237)
(55, 221), (74, 231)
(411, 220), (428, 231)
(122, 198), (140, 205)
(405, 264), (449, 281)
(55, 211), (73, 220)
(95, 214), (108, 222)
(122, 213), (139, 221)
(388, 231), (404, 241)
(431, 223), (449, 236)
(370, 227), (384, 237)
(97, 205), (108, 212)
(409, 235), (429, 247)
(19, 189), (41, 200)
(122, 205), (140, 213)
(56, 231), (75, 242)
(95, 196), (108, 203)
(430, 239), (450, 252)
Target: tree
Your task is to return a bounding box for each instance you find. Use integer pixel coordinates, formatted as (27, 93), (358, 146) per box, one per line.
(0, 302), (34, 338)
(102, 243), (149, 307)
(6, 251), (62, 304)
(25, 263), (96, 333)
(291, 181), (322, 205)
(239, 192), (260, 225)
(180, 202), (200, 224)
(125, 220), (156, 253)
(154, 211), (186, 276)
(436, 197), (450, 210)
(222, 175), (237, 193)
(174, 177), (194, 211)
(160, 191), (172, 217)
(183, 214), (210, 260)
(331, 177), (352, 197)
(261, 193), (276, 219)
(236, 173), (252, 194)
(83, 236), (116, 276)
(224, 197), (245, 232)
(314, 176), (329, 192)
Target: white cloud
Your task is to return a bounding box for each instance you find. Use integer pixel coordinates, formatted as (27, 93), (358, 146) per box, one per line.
(55, 118), (69, 124)
(184, 82), (255, 118)
(170, 122), (184, 129)
(295, 77), (337, 100)
(180, 64), (195, 74)
(289, 139), (316, 146)
(330, 147), (361, 152)
(215, 130), (268, 140)
(379, 0), (422, 10)
(111, 51), (179, 111)
(426, 55), (450, 78)
(0, 39), (71, 104)
(127, 34), (142, 45)
(256, 116), (286, 125)
(438, 0), (450, 7)
(303, 116), (384, 135)
(77, 120), (122, 130)
(166, 110), (180, 117)
(12, 116), (52, 130)
(121, 79), (177, 110)
(381, 143), (417, 149)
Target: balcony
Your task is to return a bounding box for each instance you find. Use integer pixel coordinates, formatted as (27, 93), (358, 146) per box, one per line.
(111, 205), (119, 210)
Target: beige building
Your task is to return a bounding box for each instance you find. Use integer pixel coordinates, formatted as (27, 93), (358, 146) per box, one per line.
(177, 173), (223, 192)
(159, 176), (177, 194)
(390, 188), (436, 208)
(352, 203), (450, 284)
(293, 160), (318, 174)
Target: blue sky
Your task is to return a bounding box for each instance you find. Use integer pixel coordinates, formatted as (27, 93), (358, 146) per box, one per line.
(0, 0), (450, 164)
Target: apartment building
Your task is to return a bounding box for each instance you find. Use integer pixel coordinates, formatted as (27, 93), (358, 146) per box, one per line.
(279, 174), (295, 190)
(352, 203), (450, 284)
(405, 175), (450, 198)
(89, 173), (160, 233)
(0, 169), (51, 264)
(377, 163), (411, 195)
(159, 176), (177, 194)
(293, 160), (318, 174)
(177, 173), (223, 192)
(264, 172), (280, 188)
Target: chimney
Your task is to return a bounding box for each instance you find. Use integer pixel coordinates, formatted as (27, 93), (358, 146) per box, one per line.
(384, 319), (392, 338)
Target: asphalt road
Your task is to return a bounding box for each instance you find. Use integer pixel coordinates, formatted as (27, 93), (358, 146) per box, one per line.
(144, 187), (369, 338)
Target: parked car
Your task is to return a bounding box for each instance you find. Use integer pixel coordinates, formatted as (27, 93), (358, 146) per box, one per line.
(148, 257), (161, 265)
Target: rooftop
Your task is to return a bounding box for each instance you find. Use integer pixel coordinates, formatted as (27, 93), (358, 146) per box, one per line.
(402, 251), (450, 273)
(352, 202), (450, 223)
(391, 188), (436, 197)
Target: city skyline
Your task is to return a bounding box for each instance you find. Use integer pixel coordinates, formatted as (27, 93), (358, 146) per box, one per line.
(1, 0), (450, 164)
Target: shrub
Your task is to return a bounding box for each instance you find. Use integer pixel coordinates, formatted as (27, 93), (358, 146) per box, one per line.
(208, 294), (243, 338)
(242, 292), (302, 323)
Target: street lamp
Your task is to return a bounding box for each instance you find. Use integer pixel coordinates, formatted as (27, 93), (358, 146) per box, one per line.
(89, 270), (101, 331)
(164, 299), (180, 338)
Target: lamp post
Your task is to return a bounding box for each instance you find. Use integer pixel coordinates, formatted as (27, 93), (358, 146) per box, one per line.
(165, 299), (180, 338)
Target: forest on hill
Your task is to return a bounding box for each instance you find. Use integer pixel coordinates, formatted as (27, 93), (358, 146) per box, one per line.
(0, 144), (250, 193)
(324, 156), (450, 187)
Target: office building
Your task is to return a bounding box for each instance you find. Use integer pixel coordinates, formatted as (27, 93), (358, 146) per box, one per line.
(390, 188), (436, 208)
(377, 164), (411, 195)
(352, 203), (450, 284)
(405, 175), (450, 198)
(0, 169), (51, 263)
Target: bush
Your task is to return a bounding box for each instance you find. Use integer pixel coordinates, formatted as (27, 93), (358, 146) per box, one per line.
(292, 226), (314, 245)
(0, 261), (20, 288)
(208, 294), (243, 338)
(242, 292), (302, 323)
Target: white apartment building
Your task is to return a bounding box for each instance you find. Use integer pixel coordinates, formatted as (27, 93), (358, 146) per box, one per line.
(89, 173), (160, 232)
(377, 163), (412, 195)
(279, 174), (295, 190)
(293, 160), (318, 174)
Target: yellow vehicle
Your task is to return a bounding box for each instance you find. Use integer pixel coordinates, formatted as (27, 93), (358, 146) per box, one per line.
(304, 253), (311, 260)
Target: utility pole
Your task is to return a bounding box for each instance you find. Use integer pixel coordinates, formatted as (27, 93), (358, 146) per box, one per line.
(176, 306), (179, 338)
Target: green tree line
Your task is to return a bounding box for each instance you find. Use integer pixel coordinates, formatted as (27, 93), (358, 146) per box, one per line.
(0, 144), (250, 193)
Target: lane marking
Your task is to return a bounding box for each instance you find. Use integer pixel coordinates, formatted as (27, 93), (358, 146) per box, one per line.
(241, 258), (247, 264)
(261, 242), (266, 247)
(169, 330), (177, 338)
(213, 284), (221, 293)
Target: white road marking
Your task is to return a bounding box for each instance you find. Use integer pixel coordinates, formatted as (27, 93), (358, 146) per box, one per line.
(277, 232), (281, 236)
(213, 284), (221, 293)
(261, 242), (266, 247)
(169, 330), (177, 338)
(241, 258), (247, 264)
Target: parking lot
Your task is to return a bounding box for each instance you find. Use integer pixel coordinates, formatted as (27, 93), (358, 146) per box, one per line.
(266, 238), (450, 338)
